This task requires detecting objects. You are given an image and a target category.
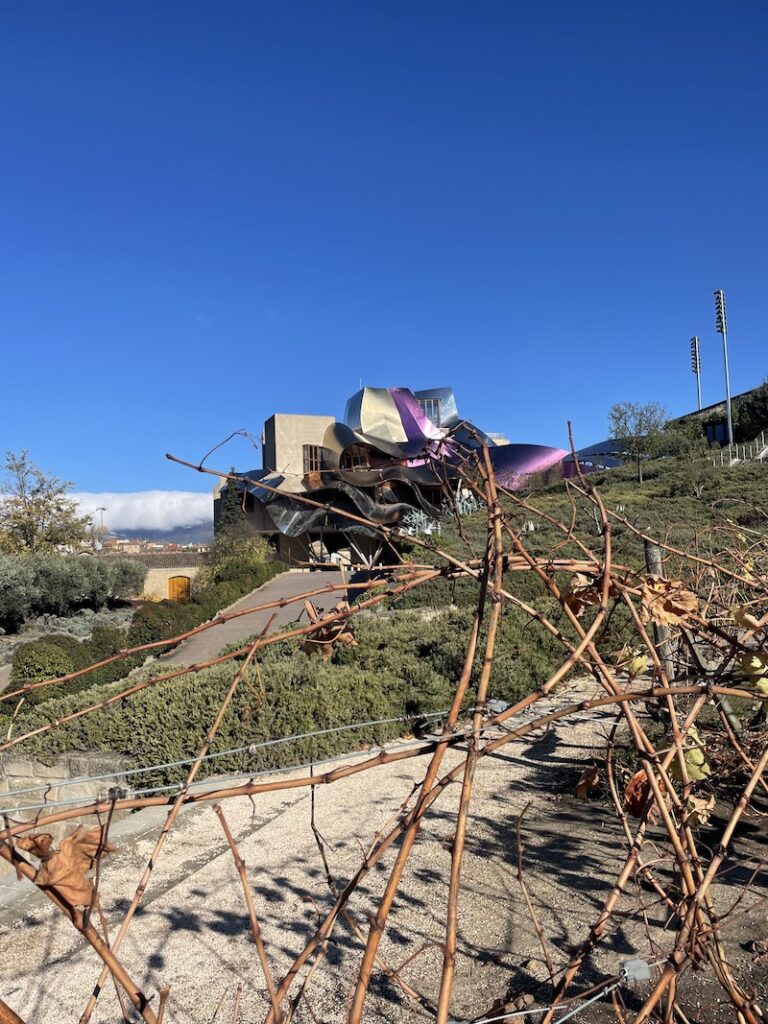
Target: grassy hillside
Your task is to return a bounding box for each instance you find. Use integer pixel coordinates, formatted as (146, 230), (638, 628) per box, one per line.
(397, 455), (768, 574)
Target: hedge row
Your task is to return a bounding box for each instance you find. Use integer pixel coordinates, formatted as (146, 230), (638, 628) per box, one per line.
(11, 605), (579, 786)
(7, 573), (628, 787)
(0, 555), (147, 630)
(10, 560), (287, 706)
(10, 610), (469, 784)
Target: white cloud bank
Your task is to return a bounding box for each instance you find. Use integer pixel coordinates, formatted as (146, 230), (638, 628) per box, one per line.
(73, 491), (212, 533)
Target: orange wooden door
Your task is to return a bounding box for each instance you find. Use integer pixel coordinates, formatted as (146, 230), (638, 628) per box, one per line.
(168, 576), (190, 602)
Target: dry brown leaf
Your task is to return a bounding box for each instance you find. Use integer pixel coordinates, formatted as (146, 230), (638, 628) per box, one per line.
(485, 993), (534, 1017)
(574, 766), (600, 800)
(640, 575), (698, 627)
(623, 770), (650, 817)
(564, 573), (601, 618)
(16, 833), (54, 859)
(623, 769), (666, 821)
(685, 793), (715, 828)
(303, 638), (335, 662)
(31, 825), (116, 907)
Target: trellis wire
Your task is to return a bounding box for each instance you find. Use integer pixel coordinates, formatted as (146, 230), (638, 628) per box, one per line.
(0, 710), (449, 804)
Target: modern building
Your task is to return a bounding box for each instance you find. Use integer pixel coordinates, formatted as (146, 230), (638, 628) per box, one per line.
(670, 383), (767, 446)
(214, 386), (567, 565)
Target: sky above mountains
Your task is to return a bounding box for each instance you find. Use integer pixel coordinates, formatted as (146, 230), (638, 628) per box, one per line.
(74, 491), (212, 533)
(1, 1), (767, 509)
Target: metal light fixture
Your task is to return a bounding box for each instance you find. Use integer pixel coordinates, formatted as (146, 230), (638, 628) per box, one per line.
(690, 336), (702, 410)
(714, 290), (734, 446)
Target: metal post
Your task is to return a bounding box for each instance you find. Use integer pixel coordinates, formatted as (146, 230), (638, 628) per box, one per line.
(723, 329), (734, 446)
(714, 290), (734, 446)
(690, 336), (702, 410)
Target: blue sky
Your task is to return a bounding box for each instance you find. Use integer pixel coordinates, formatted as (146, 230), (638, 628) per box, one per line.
(1, 1), (766, 503)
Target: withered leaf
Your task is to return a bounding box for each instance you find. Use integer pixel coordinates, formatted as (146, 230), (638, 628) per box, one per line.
(574, 766), (600, 800)
(685, 793), (715, 828)
(623, 769), (666, 822)
(741, 652), (768, 696)
(623, 770), (650, 817)
(670, 725), (711, 783)
(613, 646), (650, 680)
(640, 575), (698, 628)
(16, 833), (54, 859)
(33, 825), (116, 907)
(564, 573), (601, 618)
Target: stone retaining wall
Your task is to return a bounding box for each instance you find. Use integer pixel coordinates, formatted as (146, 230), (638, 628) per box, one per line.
(0, 751), (131, 876)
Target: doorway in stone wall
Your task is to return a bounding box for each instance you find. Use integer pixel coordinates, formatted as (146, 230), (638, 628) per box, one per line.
(168, 575), (191, 602)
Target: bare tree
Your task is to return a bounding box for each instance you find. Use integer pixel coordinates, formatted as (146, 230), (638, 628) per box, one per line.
(608, 400), (667, 482)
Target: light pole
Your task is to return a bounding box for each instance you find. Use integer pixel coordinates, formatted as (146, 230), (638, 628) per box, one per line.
(95, 506), (107, 531)
(690, 336), (702, 410)
(714, 290), (734, 446)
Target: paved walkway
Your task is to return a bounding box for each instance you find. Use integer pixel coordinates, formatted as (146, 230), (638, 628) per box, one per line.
(159, 570), (344, 665)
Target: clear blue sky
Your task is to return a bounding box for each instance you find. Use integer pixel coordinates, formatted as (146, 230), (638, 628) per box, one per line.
(1, 1), (766, 494)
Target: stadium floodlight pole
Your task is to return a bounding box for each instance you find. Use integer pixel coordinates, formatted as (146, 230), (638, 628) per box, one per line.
(714, 289), (734, 446)
(690, 336), (702, 410)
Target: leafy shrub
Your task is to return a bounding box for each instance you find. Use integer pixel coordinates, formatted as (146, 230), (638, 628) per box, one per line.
(44, 633), (90, 669)
(194, 531), (273, 591)
(9, 625), (142, 703)
(0, 554), (147, 631)
(0, 556), (39, 630)
(79, 626), (139, 687)
(29, 556), (98, 615)
(9, 586), (573, 779)
(106, 559), (148, 599)
(87, 625), (127, 662)
(11, 640), (73, 685)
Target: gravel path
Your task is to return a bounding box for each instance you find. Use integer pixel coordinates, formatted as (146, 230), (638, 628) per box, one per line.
(2, 678), (765, 1023)
(0, 680), (633, 1023)
(160, 570), (344, 666)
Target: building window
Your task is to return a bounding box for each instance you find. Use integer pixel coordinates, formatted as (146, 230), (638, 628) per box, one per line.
(303, 444), (323, 474)
(417, 398), (442, 427)
(340, 445), (370, 470)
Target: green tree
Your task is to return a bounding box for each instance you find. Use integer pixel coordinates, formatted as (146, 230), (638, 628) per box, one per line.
(0, 451), (91, 552)
(195, 528), (272, 591)
(734, 379), (768, 442)
(655, 418), (708, 459)
(608, 401), (668, 483)
(215, 471), (248, 537)
(0, 556), (39, 629)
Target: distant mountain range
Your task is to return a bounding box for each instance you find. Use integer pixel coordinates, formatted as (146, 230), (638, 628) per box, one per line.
(110, 524), (215, 544)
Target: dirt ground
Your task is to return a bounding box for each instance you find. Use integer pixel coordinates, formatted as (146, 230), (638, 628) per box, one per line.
(1, 679), (766, 1024)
